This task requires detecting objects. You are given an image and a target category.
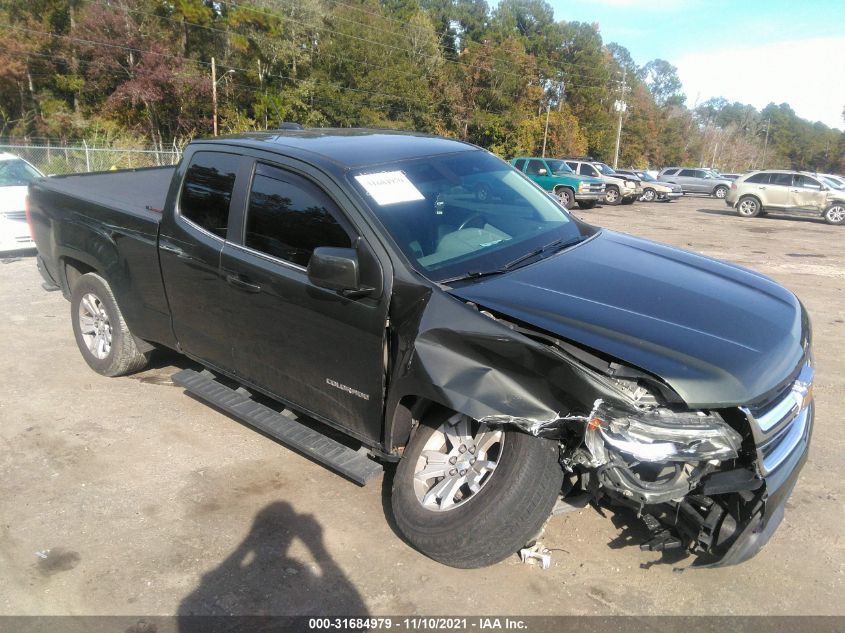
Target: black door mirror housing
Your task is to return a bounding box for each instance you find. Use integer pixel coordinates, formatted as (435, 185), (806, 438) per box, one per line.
(308, 247), (374, 298)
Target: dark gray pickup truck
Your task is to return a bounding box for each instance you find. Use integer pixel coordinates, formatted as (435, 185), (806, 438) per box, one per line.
(29, 129), (814, 568)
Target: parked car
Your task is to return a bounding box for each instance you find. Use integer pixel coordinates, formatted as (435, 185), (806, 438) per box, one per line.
(511, 157), (605, 209)
(0, 152), (43, 252)
(561, 157), (642, 205)
(719, 173), (741, 181)
(817, 173), (845, 190)
(30, 129), (813, 568)
(615, 168), (682, 202)
(726, 170), (845, 225)
(658, 167), (732, 199)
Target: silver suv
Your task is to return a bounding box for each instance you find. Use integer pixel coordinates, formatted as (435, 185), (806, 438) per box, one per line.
(562, 158), (642, 205)
(658, 167), (732, 199)
(725, 170), (845, 225)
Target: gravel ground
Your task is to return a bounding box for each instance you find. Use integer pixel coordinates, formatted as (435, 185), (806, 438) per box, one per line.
(0, 195), (843, 617)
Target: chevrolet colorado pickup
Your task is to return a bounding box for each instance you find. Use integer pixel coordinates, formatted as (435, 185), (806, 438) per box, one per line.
(29, 129), (813, 568)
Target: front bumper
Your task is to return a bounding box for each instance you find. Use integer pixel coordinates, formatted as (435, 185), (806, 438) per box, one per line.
(575, 192), (604, 202)
(663, 191), (683, 199)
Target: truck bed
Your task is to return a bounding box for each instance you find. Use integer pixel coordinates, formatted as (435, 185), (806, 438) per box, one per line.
(37, 166), (175, 219)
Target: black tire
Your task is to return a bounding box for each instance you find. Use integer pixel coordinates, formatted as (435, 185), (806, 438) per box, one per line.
(736, 196), (761, 218)
(713, 185), (729, 199)
(824, 203), (845, 225)
(392, 416), (563, 568)
(577, 200), (597, 210)
(604, 185), (621, 205)
(620, 197), (635, 205)
(641, 188), (656, 202)
(555, 187), (574, 208)
(70, 272), (149, 376)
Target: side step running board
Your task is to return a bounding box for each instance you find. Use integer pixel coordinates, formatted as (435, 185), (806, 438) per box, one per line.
(172, 369), (383, 486)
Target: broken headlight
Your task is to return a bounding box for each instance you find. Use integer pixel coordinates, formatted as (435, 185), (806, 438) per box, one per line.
(582, 404), (744, 505)
(585, 407), (743, 466)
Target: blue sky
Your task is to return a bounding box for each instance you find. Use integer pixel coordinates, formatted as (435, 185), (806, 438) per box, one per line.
(546, 0), (845, 129)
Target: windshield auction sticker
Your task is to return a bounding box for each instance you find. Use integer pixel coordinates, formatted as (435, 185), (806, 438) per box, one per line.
(354, 171), (425, 205)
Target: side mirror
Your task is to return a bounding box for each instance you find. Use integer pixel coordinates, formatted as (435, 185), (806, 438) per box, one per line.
(537, 168), (548, 176)
(308, 247), (374, 298)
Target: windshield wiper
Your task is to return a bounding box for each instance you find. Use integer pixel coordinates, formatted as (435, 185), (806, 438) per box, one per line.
(441, 235), (587, 285)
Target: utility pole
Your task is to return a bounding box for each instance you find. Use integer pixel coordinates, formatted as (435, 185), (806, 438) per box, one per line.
(211, 56), (218, 137)
(541, 103), (551, 157)
(211, 57), (234, 137)
(760, 119), (770, 169)
(612, 68), (628, 169)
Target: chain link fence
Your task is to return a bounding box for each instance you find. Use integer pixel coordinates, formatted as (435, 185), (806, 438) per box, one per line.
(0, 139), (182, 175)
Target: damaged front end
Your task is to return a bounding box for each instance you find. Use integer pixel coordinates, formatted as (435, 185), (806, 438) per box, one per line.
(469, 314), (815, 567)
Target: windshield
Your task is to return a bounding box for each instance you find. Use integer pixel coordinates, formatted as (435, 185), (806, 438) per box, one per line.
(823, 176), (845, 189)
(635, 171), (657, 182)
(544, 159), (575, 174)
(595, 162), (617, 175)
(0, 159), (41, 187)
(350, 151), (593, 283)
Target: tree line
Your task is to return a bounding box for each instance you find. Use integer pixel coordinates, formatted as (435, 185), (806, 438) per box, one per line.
(1, 0), (843, 173)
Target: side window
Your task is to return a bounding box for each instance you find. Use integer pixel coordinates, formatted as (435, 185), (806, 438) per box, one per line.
(745, 172), (770, 184)
(245, 164), (352, 267)
(525, 159), (546, 175)
(581, 164), (598, 177)
(794, 174), (822, 189)
(771, 173), (793, 186)
(662, 169), (677, 176)
(513, 159), (526, 171)
(678, 169), (695, 177)
(180, 152), (240, 238)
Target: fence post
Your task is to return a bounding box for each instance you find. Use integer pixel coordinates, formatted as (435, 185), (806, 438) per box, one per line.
(83, 140), (91, 172)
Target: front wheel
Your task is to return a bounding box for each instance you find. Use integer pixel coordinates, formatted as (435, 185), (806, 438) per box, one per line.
(392, 412), (563, 568)
(737, 196), (761, 218)
(555, 187), (574, 208)
(70, 272), (149, 376)
(641, 188), (656, 202)
(714, 185), (729, 199)
(824, 203), (845, 225)
(604, 186), (621, 205)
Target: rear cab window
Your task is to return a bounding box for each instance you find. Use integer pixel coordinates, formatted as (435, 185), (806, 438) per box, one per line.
(179, 152), (241, 238)
(513, 159), (526, 171)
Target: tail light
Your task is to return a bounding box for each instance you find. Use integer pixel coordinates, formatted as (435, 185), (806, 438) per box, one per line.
(25, 194), (35, 242)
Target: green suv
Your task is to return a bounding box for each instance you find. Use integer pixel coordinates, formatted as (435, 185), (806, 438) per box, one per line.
(511, 157), (606, 209)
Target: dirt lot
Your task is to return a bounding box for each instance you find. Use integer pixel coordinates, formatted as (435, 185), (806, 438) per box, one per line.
(1, 195), (843, 617)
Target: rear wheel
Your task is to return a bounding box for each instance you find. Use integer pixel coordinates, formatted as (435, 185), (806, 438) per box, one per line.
(737, 196), (761, 218)
(824, 203), (845, 225)
(555, 187), (574, 208)
(714, 185), (729, 199)
(604, 186), (621, 205)
(392, 412), (563, 568)
(641, 188), (656, 202)
(70, 272), (149, 376)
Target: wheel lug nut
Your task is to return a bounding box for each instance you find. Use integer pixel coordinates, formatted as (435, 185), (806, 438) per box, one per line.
(449, 468), (457, 476)
(470, 457), (476, 464)
(459, 445), (467, 453)
(459, 469), (467, 476)
(468, 446), (476, 454)
(449, 456), (457, 465)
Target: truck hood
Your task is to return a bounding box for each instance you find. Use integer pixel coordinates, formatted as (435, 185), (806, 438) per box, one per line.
(448, 230), (807, 408)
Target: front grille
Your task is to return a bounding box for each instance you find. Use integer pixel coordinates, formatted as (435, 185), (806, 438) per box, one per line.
(741, 363), (813, 475)
(2, 210), (26, 222)
(583, 183), (605, 193)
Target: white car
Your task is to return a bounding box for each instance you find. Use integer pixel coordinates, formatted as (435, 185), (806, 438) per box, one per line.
(0, 152), (43, 252)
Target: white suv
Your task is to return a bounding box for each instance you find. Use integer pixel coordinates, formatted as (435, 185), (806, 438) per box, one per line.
(562, 158), (642, 205)
(725, 170), (845, 225)
(0, 153), (42, 252)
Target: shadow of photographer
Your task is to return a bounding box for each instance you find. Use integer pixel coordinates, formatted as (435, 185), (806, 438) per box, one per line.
(178, 500), (369, 627)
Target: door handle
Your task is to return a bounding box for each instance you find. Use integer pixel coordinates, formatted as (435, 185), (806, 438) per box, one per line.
(789, 188), (800, 192)
(758, 186), (766, 190)
(226, 274), (261, 293)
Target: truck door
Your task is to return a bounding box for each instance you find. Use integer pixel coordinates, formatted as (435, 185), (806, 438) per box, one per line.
(219, 161), (389, 443)
(789, 174), (827, 213)
(524, 159), (552, 190)
(159, 150), (248, 372)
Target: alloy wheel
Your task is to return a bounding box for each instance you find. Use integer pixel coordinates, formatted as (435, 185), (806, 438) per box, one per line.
(78, 292), (112, 359)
